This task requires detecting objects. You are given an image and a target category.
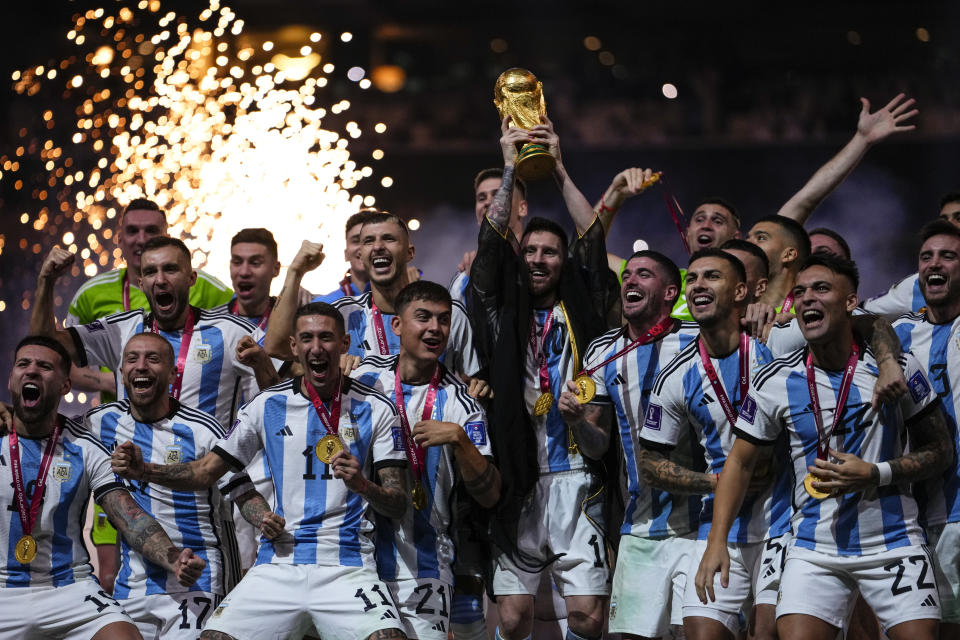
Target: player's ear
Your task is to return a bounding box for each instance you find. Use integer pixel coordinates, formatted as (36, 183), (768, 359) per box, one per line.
(845, 292), (859, 313)
(755, 277), (769, 300)
(733, 281), (749, 304)
(272, 260), (281, 278)
(390, 315), (402, 337)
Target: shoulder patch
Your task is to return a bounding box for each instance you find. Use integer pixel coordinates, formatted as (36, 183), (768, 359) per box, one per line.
(391, 426), (405, 451)
(643, 404), (662, 431)
(739, 394), (758, 424)
(908, 370), (931, 404)
(464, 421), (486, 446)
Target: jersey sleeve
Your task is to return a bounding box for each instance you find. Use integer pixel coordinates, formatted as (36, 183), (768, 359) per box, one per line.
(639, 372), (687, 451)
(862, 274), (917, 317)
(81, 436), (125, 503)
(582, 336), (613, 404)
(190, 269), (235, 308)
(445, 303), (482, 378)
(900, 352), (939, 421)
(766, 318), (807, 357)
(370, 404), (407, 469)
(732, 378), (783, 445)
(212, 402), (264, 471)
(67, 311), (137, 369)
(217, 470), (256, 501)
(460, 407), (492, 457)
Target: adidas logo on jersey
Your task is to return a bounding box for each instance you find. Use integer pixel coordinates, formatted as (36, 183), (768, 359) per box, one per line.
(431, 622), (446, 632)
(611, 373), (626, 386)
(276, 426), (293, 437)
(920, 594), (937, 607)
(698, 393), (714, 406)
(380, 610), (397, 620)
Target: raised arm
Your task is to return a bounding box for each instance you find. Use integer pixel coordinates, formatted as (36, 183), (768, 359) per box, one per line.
(263, 240), (325, 360)
(593, 167), (660, 234)
(778, 93), (918, 225)
(638, 447), (718, 495)
(530, 116), (596, 235)
(30, 247), (82, 362)
(98, 488), (205, 586)
(487, 116), (530, 234)
(693, 437), (761, 602)
(558, 383), (612, 460)
(112, 442), (232, 491)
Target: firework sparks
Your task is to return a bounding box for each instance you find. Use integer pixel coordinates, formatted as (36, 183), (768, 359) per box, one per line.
(2, 0), (390, 307)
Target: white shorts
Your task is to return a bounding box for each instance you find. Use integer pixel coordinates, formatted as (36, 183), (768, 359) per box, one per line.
(388, 578), (452, 640)
(204, 563), (405, 640)
(120, 591), (221, 639)
(928, 521), (960, 624)
(0, 578), (134, 640)
(682, 533), (789, 634)
(777, 544), (941, 632)
(234, 516), (260, 573)
(492, 471), (610, 597)
(608, 532), (698, 637)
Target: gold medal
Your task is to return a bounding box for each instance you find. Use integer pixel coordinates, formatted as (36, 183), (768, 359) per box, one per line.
(15, 534), (37, 564)
(572, 375), (596, 404)
(803, 473), (831, 500)
(412, 481), (428, 510)
(315, 434), (344, 464)
(533, 392), (554, 416)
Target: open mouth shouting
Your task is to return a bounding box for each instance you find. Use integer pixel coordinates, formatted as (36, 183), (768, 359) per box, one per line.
(153, 290), (177, 315)
(235, 281), (256, 298)
(370, 254), (393, 276)
(800, 307), (825, 330)
(689, 291), (715, 313)
(923, 272), (948, 296)
(20, 382), (42, 409)
(130, 375), (155, 394)
(421, 334), (444, 354)
(306, 355), (331, 385)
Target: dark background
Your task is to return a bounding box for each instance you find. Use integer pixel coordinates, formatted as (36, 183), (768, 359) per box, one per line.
(1, 1), (958, 407)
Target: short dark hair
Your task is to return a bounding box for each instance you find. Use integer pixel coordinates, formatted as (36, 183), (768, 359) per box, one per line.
(939, 192), (960, 211)
(474, 167), (527, 199)
(125, 332), (175, 366)
(359, 211), (409, 239)
(920, 219), (960, 245)
(345, 209), (381, 235)
(231, 228), (278, 259)
(521, 216), (568, 255)
(121, 198), (165, 224)
(625, 250), (681, 301)
(294, 302), (345, 335)
(799, 253), (860, 292)
(689, 248), (747, 283)
(754, 215), (811, 264)
(395, 281), (452, 316)
(694, 197), (740, 227)
(808, 227), (852, 260)
(142, 236), (191, 263)
(15, 335), (72, 375)
(721, 238), (770, 276)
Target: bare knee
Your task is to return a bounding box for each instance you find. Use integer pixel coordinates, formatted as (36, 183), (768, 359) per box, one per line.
(497, 595), (535, 639)
(200, 632), (238, 640)
(565, 595), (606, 638)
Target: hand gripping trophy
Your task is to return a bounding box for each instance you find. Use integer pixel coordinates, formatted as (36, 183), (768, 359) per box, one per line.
(494, 68), (556, 181)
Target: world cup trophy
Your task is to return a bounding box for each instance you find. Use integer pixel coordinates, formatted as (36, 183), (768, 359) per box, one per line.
(494, 68), (556, 181)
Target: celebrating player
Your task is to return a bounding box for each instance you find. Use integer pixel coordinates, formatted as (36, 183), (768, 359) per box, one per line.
(353, 280), (501, 640)
(558, 250), (701, 640)
(696, 253), (952, 640)
(111, 302), (410, 640)
(0, 335), (205, 640)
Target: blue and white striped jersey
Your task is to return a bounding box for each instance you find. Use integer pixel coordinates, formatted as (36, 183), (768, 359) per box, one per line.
(734, 347), (936, 556)
(84, 400), (251, 598)
(863, 273), (923, 317)
(1, 416), (124, 588)
(526, 305), (590, 473)
(68, 307), (263, 428)
(354, 355), (491, 584)
(448, 271), (470, 306)
(328, 291), (481, 379)
(213, 376), (407, 569)
(582, 321), (702, 539)
(640, 330), (804, 544)
(893, 311), (960, 527)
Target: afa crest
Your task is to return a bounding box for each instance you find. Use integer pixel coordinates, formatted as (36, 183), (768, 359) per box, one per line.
(165, 446), (182, 464)
(53, 462), (72, 482)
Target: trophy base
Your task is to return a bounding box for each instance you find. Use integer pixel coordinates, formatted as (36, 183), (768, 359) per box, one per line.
(516, 143), (556, 181)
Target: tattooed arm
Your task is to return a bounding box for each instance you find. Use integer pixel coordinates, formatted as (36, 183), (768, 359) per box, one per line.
(112, 442), (231, 491)
(638, 447), (717, 495)
(99, 488), (206, 585)
(890, 404), (953, 482)
(234, 490), (286, 540)
(411, 419), (501, 508)
(487, 117), (530, 234)
(365, 466), (409, 520)
(851, 314), (909, 408)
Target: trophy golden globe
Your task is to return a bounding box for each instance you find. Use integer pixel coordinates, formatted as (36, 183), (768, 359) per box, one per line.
(494, 68), (556, 181)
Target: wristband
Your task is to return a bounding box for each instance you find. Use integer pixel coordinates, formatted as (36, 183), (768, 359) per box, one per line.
(875, 461), (893, 486)
(598, 201), (615, 214)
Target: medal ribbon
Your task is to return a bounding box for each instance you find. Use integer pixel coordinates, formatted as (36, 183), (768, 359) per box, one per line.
(340, 273), (353, 297)
(658, 174), (691, 256)
(576, 316), (675, 378)
(122, 276), (131, 312)
(698, 332), (750, 426)
(781, 292), (795, 314)
(393, 366), (441, 479)
(305, 376), (343, 437)
(370, 300), (390, 356)
(529, 310), (557, 395)
(152, 306), (195, 400)
(231, 298), (272, 330)
(9, 417), (63, 541)
(806, 343), (860, 460)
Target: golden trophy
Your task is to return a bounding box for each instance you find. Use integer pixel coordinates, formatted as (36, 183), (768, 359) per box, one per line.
(494, 68), (556, 181)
